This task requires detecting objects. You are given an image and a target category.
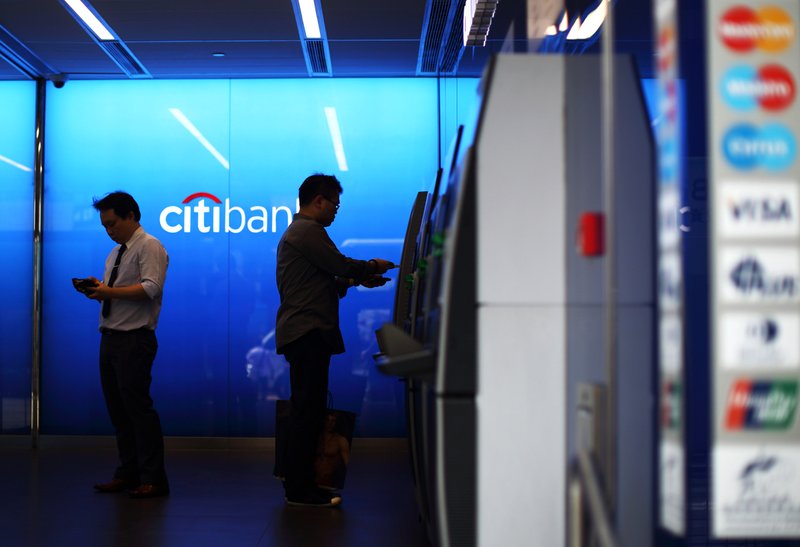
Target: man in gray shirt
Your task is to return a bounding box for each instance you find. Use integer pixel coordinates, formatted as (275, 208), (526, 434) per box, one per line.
(80, 191), (170, 499)
(276, 174), (393, 507)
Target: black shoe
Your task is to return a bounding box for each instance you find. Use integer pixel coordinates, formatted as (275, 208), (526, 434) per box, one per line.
(94, 478), (138, 493)
(128, 484), (170, 499)
(285, 489), (342, 507)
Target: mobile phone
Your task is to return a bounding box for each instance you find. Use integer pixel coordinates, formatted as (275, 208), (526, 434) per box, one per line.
(72, 277), (98, 291)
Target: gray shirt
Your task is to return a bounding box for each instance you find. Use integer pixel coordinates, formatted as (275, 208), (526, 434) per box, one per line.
(99, 226), (169, 331)
(275, 213), (374, 353)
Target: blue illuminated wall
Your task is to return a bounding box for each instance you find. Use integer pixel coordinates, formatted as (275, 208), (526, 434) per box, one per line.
(0, 81), (35, 434)
(40, 78), (474, 437)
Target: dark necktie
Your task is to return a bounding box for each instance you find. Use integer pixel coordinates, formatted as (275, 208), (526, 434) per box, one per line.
(102, 243), (127, 318)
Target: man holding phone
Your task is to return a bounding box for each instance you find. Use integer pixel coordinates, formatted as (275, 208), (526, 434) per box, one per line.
(76, 191), (170, 499)
(276, 174), (394, 507)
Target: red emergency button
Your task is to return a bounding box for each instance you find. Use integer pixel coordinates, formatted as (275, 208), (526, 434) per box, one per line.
(577, 212), (604, 256)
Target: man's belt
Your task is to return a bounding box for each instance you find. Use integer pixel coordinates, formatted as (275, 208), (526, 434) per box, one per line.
(99, 327), (151, 335)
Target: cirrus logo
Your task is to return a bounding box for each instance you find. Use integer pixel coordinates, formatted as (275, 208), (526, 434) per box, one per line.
(719, 5), (795, 53)
(723, 123), (796, 171)
(159, 192), (299, 234)
(721, 65), (796, 111)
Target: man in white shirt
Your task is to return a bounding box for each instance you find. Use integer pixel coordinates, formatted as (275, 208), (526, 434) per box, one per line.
(81, 191), (170, 499)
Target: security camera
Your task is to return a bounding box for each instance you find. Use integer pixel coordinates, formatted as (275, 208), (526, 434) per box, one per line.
(51, 74), (68, 89)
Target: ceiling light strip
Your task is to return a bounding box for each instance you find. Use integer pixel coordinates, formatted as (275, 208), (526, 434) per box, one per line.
(62, 0), (115, 40)
(324, 107), (349, 172)
(168, 109), (230, 170)
(298, 0), (322, 39)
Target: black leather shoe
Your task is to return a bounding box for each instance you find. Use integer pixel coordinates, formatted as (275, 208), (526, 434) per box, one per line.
(285, 489), (342, 507)
(128, 484), (169, 499)
(94, 478), (137, 493)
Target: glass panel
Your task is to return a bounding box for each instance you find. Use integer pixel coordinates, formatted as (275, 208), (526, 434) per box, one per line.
(0, 81), (35, 434)
(42, 78), (441, 436)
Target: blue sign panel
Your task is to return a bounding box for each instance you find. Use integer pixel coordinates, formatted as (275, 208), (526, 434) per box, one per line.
(0, 81), (35, 434)
(41, 78), (442, 437)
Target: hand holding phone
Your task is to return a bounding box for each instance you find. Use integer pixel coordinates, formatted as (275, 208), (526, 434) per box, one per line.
(72, 277), (99, 293)
(360, 274), (391, 288)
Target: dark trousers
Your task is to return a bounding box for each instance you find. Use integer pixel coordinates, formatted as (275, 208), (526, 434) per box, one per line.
(99, 328), (168, 488)
(282, 330), (331, 496)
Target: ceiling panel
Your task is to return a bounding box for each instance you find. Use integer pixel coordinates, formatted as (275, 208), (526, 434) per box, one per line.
(328, 41), (422, 77)
(0, 0), (655, 81)
(94, 0), (300, 41)
(131, 41), (309, 78)
(323, 0), (428, 40)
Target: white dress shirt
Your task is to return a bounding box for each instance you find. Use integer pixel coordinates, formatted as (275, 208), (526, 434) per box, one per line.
(99, 226), (168, 331)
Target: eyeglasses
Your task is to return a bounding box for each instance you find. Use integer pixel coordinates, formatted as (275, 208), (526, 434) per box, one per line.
(322, 196), (340, 210)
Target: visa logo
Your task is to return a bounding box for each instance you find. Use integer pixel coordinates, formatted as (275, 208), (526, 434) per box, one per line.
(729, 198), (792, 221)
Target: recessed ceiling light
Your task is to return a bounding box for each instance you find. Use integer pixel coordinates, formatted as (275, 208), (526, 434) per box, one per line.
(211, 52), (226, 58)
(62, 0), (115, 41)
(298, 0), (321, 39)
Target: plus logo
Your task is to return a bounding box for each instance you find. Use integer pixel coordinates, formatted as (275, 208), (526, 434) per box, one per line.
(745, 318), (779, 344)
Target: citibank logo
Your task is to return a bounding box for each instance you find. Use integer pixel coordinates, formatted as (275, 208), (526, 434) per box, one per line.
(719, 5), (795, 53)
(723, 123), (796, 171)
(159, 192), (298, 234)
(721, 65), (796, 111)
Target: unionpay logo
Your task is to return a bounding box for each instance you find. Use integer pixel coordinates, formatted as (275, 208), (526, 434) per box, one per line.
(721, 65), (796, 111)
(723, 123), (796, 171)
(661, 381), (682, 429)
(159, 192), (298, 234)
(719, 5), (795, 53)
(725, 379), (798, 430)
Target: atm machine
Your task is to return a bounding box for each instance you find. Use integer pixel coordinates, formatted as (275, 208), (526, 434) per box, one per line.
(378, 53), (655, 547)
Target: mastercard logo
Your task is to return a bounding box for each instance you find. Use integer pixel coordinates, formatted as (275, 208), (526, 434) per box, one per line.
(721, 64), (796, 111)
(719, 5), (795, 53)
(658, 26), (677, 73)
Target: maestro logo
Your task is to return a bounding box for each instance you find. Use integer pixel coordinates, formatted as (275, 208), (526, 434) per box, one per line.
(159, 192), (299, 234)
(725, 379), (798, 430)
(719, 5), (795, 53)
(721, 65), (796, 111)
(723, 123), (796, 171)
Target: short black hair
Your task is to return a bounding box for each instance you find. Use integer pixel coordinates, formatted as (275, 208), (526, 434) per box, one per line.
(92, 191), (141, 222)
(298, 174), (343, 207)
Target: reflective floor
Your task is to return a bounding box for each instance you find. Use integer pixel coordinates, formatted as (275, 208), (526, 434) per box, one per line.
(0, 436), (429, 547)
